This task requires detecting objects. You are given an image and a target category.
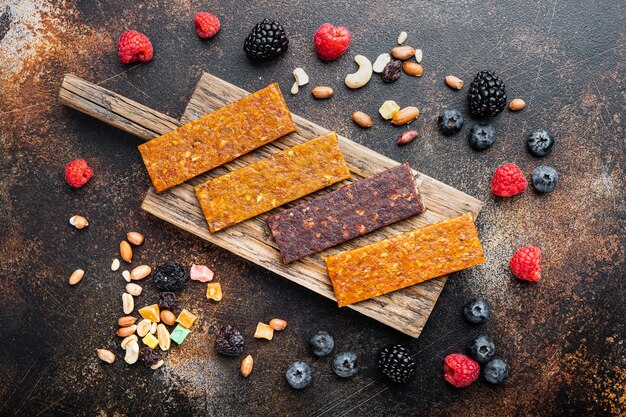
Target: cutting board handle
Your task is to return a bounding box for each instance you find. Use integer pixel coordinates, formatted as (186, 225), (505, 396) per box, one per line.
(58, 74), (181, 141)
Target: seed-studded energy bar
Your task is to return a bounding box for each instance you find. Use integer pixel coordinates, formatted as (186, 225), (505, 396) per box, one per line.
(195, 132), (351, 232)
(138, 83), (296, 192)
(266, 162), (425, 264)
(325, 213), (485, 307)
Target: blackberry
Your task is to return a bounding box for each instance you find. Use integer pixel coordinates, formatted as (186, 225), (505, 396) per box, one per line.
(332, 351), (358, 378)
(309, 331), (334, 357)
(526, 129), (555, 156)
(467, 71), (507, 117)
(484, 358), (509, 384)
(158, 292), (176, 310)
(215, 325), (245, 357)
(153, 264), (187, 292)
(285, 360), (312, 389)
(468, 123), (496, 150)
(531, 165), (558, 193)
(243, 19), (289, 60)
(438, 109), (464, 135)
(468, 335), (496, 364)
(463, 298), (490, 324)
(378, 344), (415, 383)
(139, 347), (160, 367)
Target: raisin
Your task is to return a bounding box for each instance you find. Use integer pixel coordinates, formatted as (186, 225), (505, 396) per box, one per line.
(159, 292), (177, 310)
(139, 347), (160, 366)
(153, 264), (188, 292)
(381, 60), (402, 83)
(215, 325), (245, 357)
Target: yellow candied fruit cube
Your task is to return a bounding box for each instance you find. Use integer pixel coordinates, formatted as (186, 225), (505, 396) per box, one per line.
(206, 283), (223, 301)
(176, 309), (197, 329)
(138, 304), (160, 323)
(142, 333), (159, 349)
(254, 322), (274, 340)
(379, 100), (400, 120)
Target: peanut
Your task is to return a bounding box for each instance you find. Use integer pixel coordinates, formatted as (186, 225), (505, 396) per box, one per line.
(69, 215), (89, 229)
(120, 241), (132, 263)
(137, 318), (151, 337)
(96, 349), (115, 364)
(111, 258), (120, 271)
(120, 334), (138, 350)
(116, 324), (137, 337)
(127, 231), (144, 246)
(402, 62), (423, 77)
(122, 293), (134, 314)
(150, 359), (164, 370)
(130, 265), (151, 281)
(118, 316), (137, 327)
(372, 53), (391, 73)
(269, 318), (288, 331)
(414, 49), (423, 63)
(445, 75), (464, 90)
(397, 31), (408, 45)
(240, 355), (254, 378)
(122, 270), (131, 282)
(391, 46), (415, 60)
(150, 322), (157, 334)
(124, 340), (139, 364)
(311, 86), (334, 99)
(157, 324), (171, 351)
(125, 282), (142, 296)
(352, 111), (373, 128)
(391, 106), (420, 125)
(397, 130), (419, 146)
(68, 269), (85, 285)
(160, 310), (177, 326)
(508, 98), (526, 111)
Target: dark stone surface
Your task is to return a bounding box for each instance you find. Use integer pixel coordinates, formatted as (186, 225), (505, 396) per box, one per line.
(0, 1), (623, 416)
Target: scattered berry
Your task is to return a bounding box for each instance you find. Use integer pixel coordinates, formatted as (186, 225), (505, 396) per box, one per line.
(443, 353), (480, 388)
(139, 347), (160, 366)
(117, 30), (153, 65)
(526, 129), (555, 157)
(467, 70), (507, 117)
(243, 19), (289, 60)
(65, 159), (94, 188)
(158, 292), (176, 310)
(531, 165), (558, 193)
(438, 109), (464, 135)
(309, 331), (335, 357)
(194, 12), (220, 39)
(510, 246), (542, 282)
(285, 360), (312, 389)
(153, 264), (188, 292)
(468, 335), (496, 364)
(215, 325), (245, 356)
(313, 23), (351, 60)
(463, 298), (490, 324)
(378, 344), (416, 383)
(491, 163), (528, 197)
(484, 358), (509, 384)
(468, 123), (496, 150)
(332, 351), (358, 378)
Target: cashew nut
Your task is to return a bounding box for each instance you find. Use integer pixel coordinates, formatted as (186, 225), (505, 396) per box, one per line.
(345, 55), (373, 89)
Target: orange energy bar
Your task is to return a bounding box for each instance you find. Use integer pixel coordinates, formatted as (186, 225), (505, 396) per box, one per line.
(138, 83), (296, 192)
(326, 213), (485, 306)
(195, 132), (351, 232)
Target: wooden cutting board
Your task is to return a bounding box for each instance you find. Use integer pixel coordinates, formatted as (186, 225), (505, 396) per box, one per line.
(59, 72), (483, 338)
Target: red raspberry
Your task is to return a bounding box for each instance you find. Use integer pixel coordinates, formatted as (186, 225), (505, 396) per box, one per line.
(313, 23), (351, 60)
(491, 163), (528, 197)
(194, 12), (220, 39)
(117, 30), (153, 64)
(65, 159), (93, 188)
(510, 246), (542, 282)
(444, 354), (480, 388)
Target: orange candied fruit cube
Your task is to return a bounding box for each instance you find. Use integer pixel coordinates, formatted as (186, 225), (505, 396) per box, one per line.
(206, 282), (223, 301)
(254, 322), (274, 340)
(176, 309), (197, 329)
(138, 304), (160, 323)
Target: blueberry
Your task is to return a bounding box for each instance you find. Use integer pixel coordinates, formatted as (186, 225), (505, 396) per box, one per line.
(484, 358), (509, 384)
(468, 123), (496, 150)
(526, 129), (555, 156)
(332, 351), (358, 378)
(285, 360), (313, 389)
(309, 331), (334, 357)
(468, 335), (496, 364)
(463, 298), (490, 324)
(531, 165), (558, 193)
(438, 109), (464, 135)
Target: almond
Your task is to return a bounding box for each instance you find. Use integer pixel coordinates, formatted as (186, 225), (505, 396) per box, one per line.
(116, 324), (137, 337)
(391, 45), (415, 60)
(397, 130), (419, 146)
(240, 354), (254, 378)
(269, 318), (288, 331)
(130, 265), (151, 281)
(508, 98), (526, 111)
(352, 111), (373, 128)
(160, 310), (177, 326)
(69, 215), (89, 229)
(118, 316), (137, 327)
(69, 269), (85, 285)
(127, 231), (144, 246)
(120, 240), (132, 263)
(391, 106), (420, 125)
(445, 75), (464, 90)
(96, 348), (115, 364)
(402, 62), (423, 77)
(311, 86), (334, 99)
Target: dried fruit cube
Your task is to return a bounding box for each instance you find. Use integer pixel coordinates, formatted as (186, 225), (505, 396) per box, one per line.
(170, 324), (191, 345)
(254, 322), (274, 340)
(142, 333), (159, 349)
(176, 309), (197, 329)
(206, 283), (223, 301)
(379, 100), (400, 120)
(138, 304), (161, 323)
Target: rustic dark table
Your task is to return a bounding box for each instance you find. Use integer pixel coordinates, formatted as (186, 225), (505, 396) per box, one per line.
(1, 1), (624, 416)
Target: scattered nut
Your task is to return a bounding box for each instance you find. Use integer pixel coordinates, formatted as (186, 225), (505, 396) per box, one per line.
(116, 324), (137, 337)
(290, 81), (299, 95)
(352, 111), (373, 128)
(379, 100), (401, 120)
(125, 282), (142, 296)
(120, 241), (132, 263)
(118, 316), (137, 327)
(150, 359), (164, 370)
(345, 55), (373, 89)
(293, 67), (309, 86)
(414, 49), (423, 63)
(397, 130), (420, 146)
(122, 293), (134, 314)
(130, 265), (151, 281)
(120, 334), (138, 350)
(402, 62), (423, 77)
(445, 75), (464, 90)
(381, 60), (402, 83)
(122, 270), (131, 282)
(269, 318), (288, 331)
(157, 324), (171, 351)
(391, 106), (420, 125)
(241, 355), (254, 378)
(68, 269), (85, 286)
(372, 53), (391, 73)
(137, 318), (152, 337)
(126, 231), (144, 246)
(124, 340), (139, 364)
(509, 98), (526, 111)
(391, 45), (415, 60)
(110, 258), (120, 272)
(206, 282), (223, 301)
(254, 322), (274, 340)
(160, 310), (177, 326)
(69, 215), (89, 229)
(311, 86), (334, 99)
(150, 322), (158, 334)
(96, 349), (115, 364)
(397, 31), (408, 44)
